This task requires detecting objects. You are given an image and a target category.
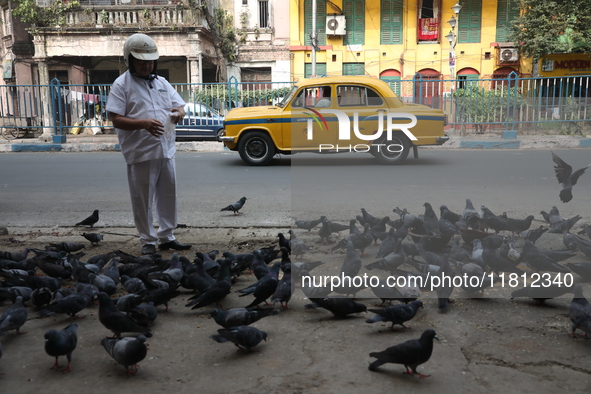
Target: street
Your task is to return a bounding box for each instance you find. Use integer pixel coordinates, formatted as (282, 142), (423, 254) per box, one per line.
(1, 148), (589, 228)
(1, 148), (591, 393)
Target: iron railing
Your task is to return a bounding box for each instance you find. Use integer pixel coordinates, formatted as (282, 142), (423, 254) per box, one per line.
(1, 73), (590, 139)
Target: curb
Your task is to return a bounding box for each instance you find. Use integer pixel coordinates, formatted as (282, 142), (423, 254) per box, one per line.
(2, 135), (591, 152)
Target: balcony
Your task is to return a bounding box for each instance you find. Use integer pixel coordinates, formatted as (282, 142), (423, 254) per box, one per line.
(33, 1), (207, 31)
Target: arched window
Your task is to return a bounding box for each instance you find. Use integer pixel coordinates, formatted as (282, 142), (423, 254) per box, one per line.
(380, 69), (401, 96)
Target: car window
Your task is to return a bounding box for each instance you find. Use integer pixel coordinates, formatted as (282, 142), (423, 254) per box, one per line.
(337, 85), (384, 107)
(291, 86), (331, 108)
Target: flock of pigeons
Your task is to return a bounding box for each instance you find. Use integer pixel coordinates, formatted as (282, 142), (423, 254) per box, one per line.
(1, 152), (591, 380)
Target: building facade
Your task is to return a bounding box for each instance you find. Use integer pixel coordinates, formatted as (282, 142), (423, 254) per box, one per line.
(289, 0), (528, 96)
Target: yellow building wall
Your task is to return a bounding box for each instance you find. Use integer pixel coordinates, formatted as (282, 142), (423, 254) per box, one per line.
(290, 0), (528, 83)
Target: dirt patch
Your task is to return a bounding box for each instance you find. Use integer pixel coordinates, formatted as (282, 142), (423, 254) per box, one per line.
(1, 226), (590, 394)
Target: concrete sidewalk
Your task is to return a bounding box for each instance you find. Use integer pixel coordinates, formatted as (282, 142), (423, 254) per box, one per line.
(1, 131), (591, 152)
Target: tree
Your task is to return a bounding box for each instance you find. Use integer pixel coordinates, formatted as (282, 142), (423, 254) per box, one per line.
(508, 0), (591, 61)
(194, 1), (238, 83)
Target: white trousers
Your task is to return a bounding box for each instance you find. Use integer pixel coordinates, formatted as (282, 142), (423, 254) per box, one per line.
(127, 158), (177, 245)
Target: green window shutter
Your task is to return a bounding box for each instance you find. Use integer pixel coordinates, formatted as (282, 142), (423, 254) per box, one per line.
(344, 0), (365, 45)
(305, 63), (327, 78)
(495, 0), (519, 42)
(305, 0), (326, 46)
(381, 0), (403, 44)
(343, 63), (365, 75)
(458, 0), (481, 43)
(380, 76), (401, 96)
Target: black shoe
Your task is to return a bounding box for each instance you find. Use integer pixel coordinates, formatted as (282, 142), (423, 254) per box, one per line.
(141, 244), (156, 255)
(158, 239), (192, 251)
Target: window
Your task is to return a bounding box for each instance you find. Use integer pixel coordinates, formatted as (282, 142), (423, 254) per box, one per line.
(305, 63), (327, 78)
(305, 0), (326, 46)
(457, 74), (478, 90)
(292, 86), (331, 108)
(381, 0), (403, 44)
(380, 76), (401, 96)
(342, 63), (365, 76)
(418, 0), (440, 42)
(242, 0), (248, 5)
(259, 0), (269, 28)
(495, 0), (519, 42)
(3, 8), (12, 36)
(337, 85), (383, 107)
(458, 0), (481, 43)
(344, 0), (365, 45)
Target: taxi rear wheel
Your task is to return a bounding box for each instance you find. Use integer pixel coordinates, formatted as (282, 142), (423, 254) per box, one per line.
(238, 131), (276, 166)
(371, 132), (410, 165)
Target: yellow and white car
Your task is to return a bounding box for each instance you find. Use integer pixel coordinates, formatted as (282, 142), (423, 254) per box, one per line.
(220, 76), (448, 165)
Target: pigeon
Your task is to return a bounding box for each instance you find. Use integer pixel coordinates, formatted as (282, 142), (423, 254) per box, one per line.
(548, 215), (582, 234)
(306, 297), (367, 318)
(521, 226), (548, 244)
(511, 283), (575, 305)
(540, 206), (563, 226)
(551, 151), (590, 203)
(239, 262), (281, 308)
(44, 322), (78, 372)
(220, 197), (247, 215)
(435, 256), (454, 310)
(210, 307), (279, 329)
(101, 335), (148, 375)
(568, 284), (591, 337)
(288, 230), (310, 259)
(127, 302), (159, 326)
(366, 238), (406, 274)
(368, 329), (439, 378)
(340, 241), (362, 278)
(369, 278), (419, 306)
(565, 262), (591, 281)
(210, 325), (267, 352)
(186, 260), (232, 310)
(38, 292), (91, 319)
(97, 292), (152, 338)
(318, 217), (333, 243)
(75, 209), (99, 227)
(271, 263), (293, 308)
(522, 240), (570, 273)
(81, 232), (103, 245)
(0, 296), (28, 335)
(294, 216), (324, 232)
(366, 300), (423, 330)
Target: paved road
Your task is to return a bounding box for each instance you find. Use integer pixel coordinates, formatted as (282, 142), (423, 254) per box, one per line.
(1, 148), (588, 228)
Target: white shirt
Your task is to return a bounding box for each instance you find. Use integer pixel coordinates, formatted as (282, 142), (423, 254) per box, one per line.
(106, 71), (186, 164)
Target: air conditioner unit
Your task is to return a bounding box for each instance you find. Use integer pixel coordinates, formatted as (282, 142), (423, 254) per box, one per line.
(326, 15), (346, 36)
(500, 48), (519, 62)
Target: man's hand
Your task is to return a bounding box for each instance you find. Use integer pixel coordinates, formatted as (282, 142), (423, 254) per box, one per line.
(144, 118), (164, 136)
(170, 106), (186, 124)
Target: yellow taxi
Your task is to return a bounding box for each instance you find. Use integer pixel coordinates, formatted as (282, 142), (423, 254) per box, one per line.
(220, 76), (448, 165)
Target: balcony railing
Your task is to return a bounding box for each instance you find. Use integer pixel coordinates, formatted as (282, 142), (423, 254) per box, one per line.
(64, 6), (201, 28)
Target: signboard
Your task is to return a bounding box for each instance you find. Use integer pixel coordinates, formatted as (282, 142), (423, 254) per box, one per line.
(538, 53), (591, 77)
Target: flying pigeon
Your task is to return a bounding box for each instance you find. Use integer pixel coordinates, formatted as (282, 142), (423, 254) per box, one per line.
(75, 209), (99, 227)
(552, 151), (590, 203)
(101, 335), (148, 375)
(210, 325), (267, 352)
(44, 322), (78, 372)
(220, 197), (247, 215)
(368, 329), (439, 378)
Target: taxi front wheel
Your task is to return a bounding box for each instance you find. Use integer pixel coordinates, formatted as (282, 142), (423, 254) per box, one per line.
(238, 131), (276, 166)
(371, 133), (410, 165)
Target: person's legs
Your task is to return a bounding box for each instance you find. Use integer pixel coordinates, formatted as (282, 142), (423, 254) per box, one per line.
(127, 160), (158, 246)
(154, 158), (177, 243)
